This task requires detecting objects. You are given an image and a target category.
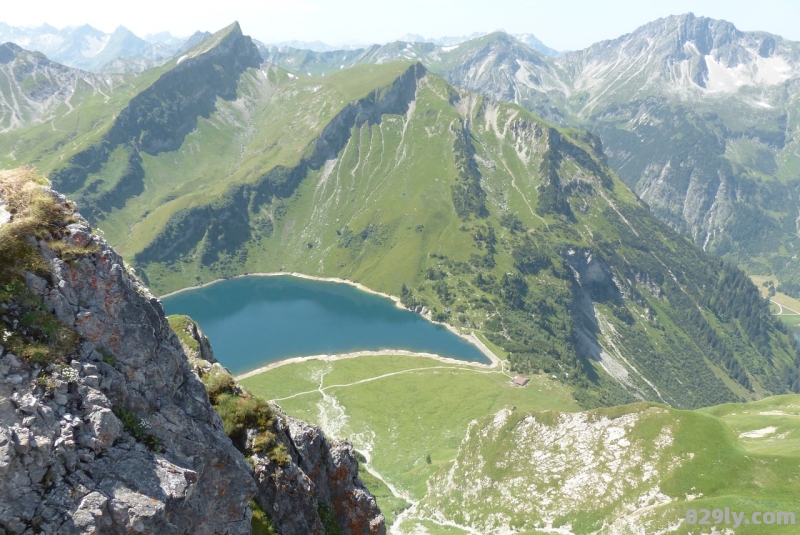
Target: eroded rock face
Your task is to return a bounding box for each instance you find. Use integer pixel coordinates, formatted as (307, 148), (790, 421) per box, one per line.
(174, 316), (216, 364)
(1, 186), (386, 535)
(252, 408), (386, 535)
(0, 192), (256, 534)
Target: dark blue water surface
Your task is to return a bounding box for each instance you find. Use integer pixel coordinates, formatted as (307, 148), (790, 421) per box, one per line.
(161, 276), (490, 374)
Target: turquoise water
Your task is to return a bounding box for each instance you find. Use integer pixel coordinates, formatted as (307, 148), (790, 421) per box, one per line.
(161, 276), (490, 374)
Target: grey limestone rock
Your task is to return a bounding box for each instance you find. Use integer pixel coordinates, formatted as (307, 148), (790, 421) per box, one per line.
(0, 196), (255, 534)
(251, 407), (386, 535)
(1, 186), (386, 535)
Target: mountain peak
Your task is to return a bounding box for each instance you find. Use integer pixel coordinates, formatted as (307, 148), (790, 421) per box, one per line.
(0, 42), (23, 64)
(111, 25), (137, 36)
(221, 21), (243, 37)
(179, 20), (258, 64)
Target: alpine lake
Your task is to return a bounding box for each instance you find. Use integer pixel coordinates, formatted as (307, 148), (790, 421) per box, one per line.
(161, 275), (491, 374)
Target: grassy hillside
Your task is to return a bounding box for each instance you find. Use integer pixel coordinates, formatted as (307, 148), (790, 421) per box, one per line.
(5, 28), (799, 408)
(700, 394), (800, 457)
(262, 29), (800, 302)
(415, 400), (800, 534)
(239, 354), (579, 525)
(243, 357), (800, 534)
(128, 64), (798, 409)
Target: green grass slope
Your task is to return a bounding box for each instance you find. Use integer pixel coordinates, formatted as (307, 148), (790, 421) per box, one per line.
(700, 394), (800, 457)
(239, 354), (579, 524)
(7, 29), (799, 408)
(411, 398), (800, 534)
(262, 29), (800, 301)
(243, 357), (800, 534)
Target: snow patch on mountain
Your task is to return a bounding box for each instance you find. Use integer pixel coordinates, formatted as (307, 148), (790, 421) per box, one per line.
(703, 52), (794, 92)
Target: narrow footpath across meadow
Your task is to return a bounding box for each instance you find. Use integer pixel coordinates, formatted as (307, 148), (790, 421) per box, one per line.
(240, 353), (579, 533)
(270, 361), (514, 403)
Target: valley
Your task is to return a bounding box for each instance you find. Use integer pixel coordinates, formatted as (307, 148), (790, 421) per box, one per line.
(3, 11), (800, 535)
(239, 353), (579, 531)
(2, 20), (798, 410)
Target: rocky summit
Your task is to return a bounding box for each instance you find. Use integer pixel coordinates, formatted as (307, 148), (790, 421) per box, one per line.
(0, 168), (384, 534)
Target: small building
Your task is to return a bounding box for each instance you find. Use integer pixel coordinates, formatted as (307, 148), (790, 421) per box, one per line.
(513, 375), (530, 387)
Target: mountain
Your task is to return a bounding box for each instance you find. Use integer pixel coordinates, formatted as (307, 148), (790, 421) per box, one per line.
(144, 30), (184, 47)
(257, 32), (566, 119)
(5, 22), (797, 410)
(0, 23), (184, 72)
(0, 167), (384, 534)
(258, 15), (800, 296)
(180, 30), (213, 54)
(258, 31), (560, 80)
(397, 30), (559, 56)
(0, 43), (125, 132)
(515, 32), (560, 56)
(545, 14), (800, 295)
(97, 55), (159, 74)
(412, 400), (800, 533)
(257, 33), (555, 85)
(267, 39), (338, 52)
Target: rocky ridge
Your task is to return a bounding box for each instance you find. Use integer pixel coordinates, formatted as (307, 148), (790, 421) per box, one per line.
(0, 170), (385, 534)
(0, 43), (124, 133)
(180, 322), (386, 535)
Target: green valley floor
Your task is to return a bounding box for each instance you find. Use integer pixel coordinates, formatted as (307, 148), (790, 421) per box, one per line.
(241, 355), (800, 534)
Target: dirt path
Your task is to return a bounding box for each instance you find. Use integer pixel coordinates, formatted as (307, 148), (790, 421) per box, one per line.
(235, 347), (501, 381)
(270, 364), (505, 402)
(771, 298), (800, 316)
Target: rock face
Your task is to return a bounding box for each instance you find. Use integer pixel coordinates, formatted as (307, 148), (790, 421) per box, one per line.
(0, 43), (124, 131)
(186, 359), (387, 535)
(251, 409), (386, 535)
(0, 181), (386, 534)
(0, 190), (256, 534)
(173, 316), (216, 364)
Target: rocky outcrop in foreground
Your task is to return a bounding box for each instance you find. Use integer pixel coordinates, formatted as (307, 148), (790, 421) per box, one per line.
(0, 170), (384, 534)
(0, 181), (256, 534)
(183, 327), (386, 535)
(254, 410), (385, 535)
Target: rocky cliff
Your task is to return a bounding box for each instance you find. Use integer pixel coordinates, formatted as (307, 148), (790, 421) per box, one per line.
(180, 323), (386, 535)
(0, 168), (385, 534)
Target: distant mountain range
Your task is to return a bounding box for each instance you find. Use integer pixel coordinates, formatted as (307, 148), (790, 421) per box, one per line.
(256, 14), (800, 298)
(0, 22), (561, 72)
(2, 22), (798, 410)
(0, 23), (190, 72)
(397, 30), (560, 56)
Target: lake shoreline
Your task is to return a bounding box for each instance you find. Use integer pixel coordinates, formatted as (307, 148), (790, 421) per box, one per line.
(234, 348), (500, 381)
(159, 271), (502, 370)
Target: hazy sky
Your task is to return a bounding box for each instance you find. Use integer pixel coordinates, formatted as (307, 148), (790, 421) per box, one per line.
(4, 0), (800, 50)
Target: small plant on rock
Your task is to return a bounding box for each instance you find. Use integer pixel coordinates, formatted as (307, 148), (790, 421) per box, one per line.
(114, 407), (163, 453)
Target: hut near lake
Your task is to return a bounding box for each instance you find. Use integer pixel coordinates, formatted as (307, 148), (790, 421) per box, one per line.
(513, 376), (530, 387)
